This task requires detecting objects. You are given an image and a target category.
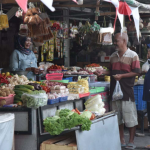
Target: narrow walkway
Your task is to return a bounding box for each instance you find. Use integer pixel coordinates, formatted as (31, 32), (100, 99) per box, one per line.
(122, 130), (150, 150)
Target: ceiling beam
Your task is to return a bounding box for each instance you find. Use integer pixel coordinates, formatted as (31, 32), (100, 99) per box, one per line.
(0, 0), (114, 8)
(100, 12), (115, 16)
(0, 0), (71, 3)
(53, 4), (114, 8)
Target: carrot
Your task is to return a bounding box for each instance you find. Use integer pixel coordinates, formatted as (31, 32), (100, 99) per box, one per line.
(75, 108), (81, 115)
(90, 113), (95, 120)
(72, 109), (78, 113)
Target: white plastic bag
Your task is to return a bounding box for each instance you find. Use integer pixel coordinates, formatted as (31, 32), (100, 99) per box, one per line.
(142, 60), (150, 72)
(112, 81), (123, 101)
(22, 90), (48, 109)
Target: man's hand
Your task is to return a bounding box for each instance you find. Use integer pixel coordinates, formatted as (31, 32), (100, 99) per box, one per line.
(140, 71), (147, 76)
(113, 74), (123, 81)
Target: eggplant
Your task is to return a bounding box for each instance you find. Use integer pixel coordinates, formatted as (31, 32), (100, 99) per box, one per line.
(28, 83), (42, 90)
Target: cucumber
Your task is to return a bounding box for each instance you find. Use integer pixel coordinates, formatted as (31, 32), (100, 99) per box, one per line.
(14, 88), (32, 93)
(14, 90), (24, 95)
(15, 85), (34, 90)
(14, 98), (22, 103)
(14, 95), (21, 99)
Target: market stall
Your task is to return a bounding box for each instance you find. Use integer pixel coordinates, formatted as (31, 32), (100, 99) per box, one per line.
(1, 0), (150, 149)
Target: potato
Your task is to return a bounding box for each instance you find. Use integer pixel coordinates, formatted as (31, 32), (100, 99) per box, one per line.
(6, 91), (10, 96)
(10, 89), (14, 94)
(2, 92), (6, 97)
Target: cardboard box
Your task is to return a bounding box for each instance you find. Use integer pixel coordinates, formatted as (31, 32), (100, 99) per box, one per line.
(40, 134), (77, 150)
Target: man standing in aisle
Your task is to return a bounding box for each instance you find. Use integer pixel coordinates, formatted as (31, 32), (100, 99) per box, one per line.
(102, 33), (141, 149)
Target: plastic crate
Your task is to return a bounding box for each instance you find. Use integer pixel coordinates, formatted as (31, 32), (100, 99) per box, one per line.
(49, 69), (62, 71)
(59, 96), (68, 102)
(46, 73), (63, 80)
(79, 92), (90, 98)
(89, 75), (95, 83)
(134, 85), (147, 110)
(91, 91), (109, 102)
(47, 98), (59, 105)
(63, 77), (73, 82)
(0, 94), (15, 105)
(89, 88), (97, 94)
(96, 87), (105, 93)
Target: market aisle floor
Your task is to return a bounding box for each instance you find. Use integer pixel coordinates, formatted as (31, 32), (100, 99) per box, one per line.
(122, 129), (150, 150)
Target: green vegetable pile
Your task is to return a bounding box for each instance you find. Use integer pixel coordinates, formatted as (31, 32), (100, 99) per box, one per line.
(43, 109), (92, 135)
(21, 90), (48, 109)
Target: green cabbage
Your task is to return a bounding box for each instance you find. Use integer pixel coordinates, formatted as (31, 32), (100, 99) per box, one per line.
(80, 111), (92, 119)
(55, 110), (61, 116)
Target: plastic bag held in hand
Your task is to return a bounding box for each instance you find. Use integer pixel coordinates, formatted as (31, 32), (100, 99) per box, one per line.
(112, 81), (123, 101)
(142, 60), (150, 72)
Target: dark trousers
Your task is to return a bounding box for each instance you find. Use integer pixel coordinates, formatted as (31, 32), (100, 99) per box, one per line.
(147, 102), (150, 128)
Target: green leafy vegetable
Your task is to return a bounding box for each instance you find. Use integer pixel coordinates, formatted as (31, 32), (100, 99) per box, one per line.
(44, 109), (92, 135)
(59, 109), (72, 118)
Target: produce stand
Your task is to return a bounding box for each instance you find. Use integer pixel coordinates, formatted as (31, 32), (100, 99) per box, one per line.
(40, 111), (121, 150)
(0, 97), (87, 150)
(75, 112), (121, 150)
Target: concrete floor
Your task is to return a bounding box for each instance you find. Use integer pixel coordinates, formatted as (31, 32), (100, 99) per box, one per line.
(122, 129), (150, 150)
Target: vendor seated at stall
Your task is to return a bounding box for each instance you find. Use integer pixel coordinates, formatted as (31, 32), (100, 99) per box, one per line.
(9, 35), (40, 80)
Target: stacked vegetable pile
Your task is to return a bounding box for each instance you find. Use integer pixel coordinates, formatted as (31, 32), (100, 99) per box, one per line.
(22, 90), (48, 109)
(0, 85), (14, 97)
(14, 85), (35, 105)
(14, 83), (47, 108)
(85, 95), (106, 115)
(86, 63), (100, 67)
(47, 65), (62, 71)
(7, 75), (32, 87)
(44, 109), (94, 135)
(77, 77), (89, 93)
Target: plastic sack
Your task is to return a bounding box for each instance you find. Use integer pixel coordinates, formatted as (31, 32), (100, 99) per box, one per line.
(112, 81), (123, 101)
(0, 113), (15, 150)
(142, 60), (150, 72)
(21, 90), (48, 109)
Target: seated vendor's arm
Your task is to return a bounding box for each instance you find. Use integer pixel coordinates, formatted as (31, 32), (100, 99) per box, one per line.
(10, 50), (23, 71)
(114, 55), (141, 81)
(25, 52), (39, 74)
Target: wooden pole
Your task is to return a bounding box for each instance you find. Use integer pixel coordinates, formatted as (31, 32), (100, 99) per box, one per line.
(95, 0), (100, 20)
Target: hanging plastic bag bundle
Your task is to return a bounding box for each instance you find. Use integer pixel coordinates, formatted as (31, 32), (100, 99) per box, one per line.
(112, 81), (123, 101)
(0, 8), (9, 30)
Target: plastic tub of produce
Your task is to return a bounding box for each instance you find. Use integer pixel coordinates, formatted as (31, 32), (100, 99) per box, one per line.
(46, 73), (63, 80)
(59, 96), (68, 102)
(0, 94), (15, 105)
(47, 98), (59, 105)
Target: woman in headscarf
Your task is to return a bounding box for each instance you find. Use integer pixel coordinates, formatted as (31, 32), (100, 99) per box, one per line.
(10, 35), (39, 80)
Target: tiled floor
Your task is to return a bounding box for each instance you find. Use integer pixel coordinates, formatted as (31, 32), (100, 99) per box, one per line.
(122, 129), (150, 150)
